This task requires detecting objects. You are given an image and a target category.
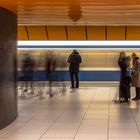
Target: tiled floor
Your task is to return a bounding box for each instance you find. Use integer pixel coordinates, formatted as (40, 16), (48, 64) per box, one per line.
(0, 86), (140, 140)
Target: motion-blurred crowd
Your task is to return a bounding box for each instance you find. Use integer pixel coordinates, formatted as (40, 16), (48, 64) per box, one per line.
(18, 50), (82, 99)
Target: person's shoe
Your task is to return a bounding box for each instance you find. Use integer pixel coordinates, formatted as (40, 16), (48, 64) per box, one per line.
(135, 97), (140, 101)
(24, 89), (28, 92)
(49, 94), (53, 98)
(123, 100), (129, 103)
(132, 97), (138, 100)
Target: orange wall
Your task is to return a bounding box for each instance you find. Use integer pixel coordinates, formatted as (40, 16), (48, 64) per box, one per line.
(18, 26), (140, 40)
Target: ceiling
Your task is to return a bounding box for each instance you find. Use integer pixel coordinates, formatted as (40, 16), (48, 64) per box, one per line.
(1, 0), (140, 25)
(0, 0), (17, 14)
(18, 26), (140, 40)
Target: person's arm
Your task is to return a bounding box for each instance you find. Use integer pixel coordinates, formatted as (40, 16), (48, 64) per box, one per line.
(134, 60), (139, 74)
(68, 54), (72, 63)
(118, 59), (121, 68)
(79, 55), (82, 63)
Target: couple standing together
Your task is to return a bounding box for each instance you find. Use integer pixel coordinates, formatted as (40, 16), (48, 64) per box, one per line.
(118, 52), (140, 103)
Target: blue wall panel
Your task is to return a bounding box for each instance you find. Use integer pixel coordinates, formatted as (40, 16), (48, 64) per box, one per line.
(18, 71), (120, 81)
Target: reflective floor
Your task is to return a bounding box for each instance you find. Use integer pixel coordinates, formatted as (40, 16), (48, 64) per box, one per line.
(0, 86), (140, 140)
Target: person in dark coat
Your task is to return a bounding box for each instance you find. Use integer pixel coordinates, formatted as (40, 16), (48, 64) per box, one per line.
(118, 51), (127, 102)
(68, 50), (82, 89)
(124, 56), (131, 102)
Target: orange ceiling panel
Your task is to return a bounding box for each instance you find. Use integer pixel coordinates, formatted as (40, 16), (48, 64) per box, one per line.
(107, 26), (126, 40)
(87, 26), (106, 40)
(127, 26), (140, 40)
(47, 26), (67, 40)
(67, 26), (86, 40)
(0, 0), (17, 14)
(18, 26), (28, 40)
(26, 26), (48, 40)
(1, 0), (140, 25)
(17, 0), (140, 25)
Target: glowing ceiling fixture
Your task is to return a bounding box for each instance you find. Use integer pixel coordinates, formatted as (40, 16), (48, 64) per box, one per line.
(68, 0), (82, 22)
(18, 41), (140, 46)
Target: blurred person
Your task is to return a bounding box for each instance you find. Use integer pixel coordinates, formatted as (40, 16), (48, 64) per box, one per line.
(131, 53), (140, 100)
(68, 50), (82, 89)
(117, 51), (127, 102)
(46, 52), (57, 97)
(21, 54), (35, 95)
(58, 55), (67, 95)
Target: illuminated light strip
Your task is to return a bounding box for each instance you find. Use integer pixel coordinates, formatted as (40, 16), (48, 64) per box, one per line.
(18, 41), (140, 46)
(17, 46), (140, 52)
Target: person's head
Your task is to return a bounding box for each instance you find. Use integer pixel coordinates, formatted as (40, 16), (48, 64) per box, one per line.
(126, 56), (131, 61)
(24, 53), (31, 60)
(132, 52), (137, 60)
(119, 51), (126, 58)
(73, 49), (78, 54)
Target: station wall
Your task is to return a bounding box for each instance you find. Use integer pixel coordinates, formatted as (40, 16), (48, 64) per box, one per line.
(18, 26), (140, 40)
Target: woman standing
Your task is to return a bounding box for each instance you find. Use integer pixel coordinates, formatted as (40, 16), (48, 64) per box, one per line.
(131, 53), (140, 101)
(118, 51), (127, 102)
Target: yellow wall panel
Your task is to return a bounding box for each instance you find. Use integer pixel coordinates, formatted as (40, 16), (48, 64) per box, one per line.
(47, 26), (67, 40)
(107, 26), (125, 40)
(27, 26), (47, 40)
(18, 26), (28, 40)
(87, 26), (106, 40)
(127, 26), (140, 40)
(67, 26), (86, 40)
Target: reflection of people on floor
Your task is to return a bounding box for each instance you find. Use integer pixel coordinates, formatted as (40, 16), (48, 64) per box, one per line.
(68, 50), (82, 90)
(46, 52), (57, 97)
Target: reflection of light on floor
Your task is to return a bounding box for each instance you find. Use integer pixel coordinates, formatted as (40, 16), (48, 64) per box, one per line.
(130, 101), (139, 109)
(1, 86), (140, 139)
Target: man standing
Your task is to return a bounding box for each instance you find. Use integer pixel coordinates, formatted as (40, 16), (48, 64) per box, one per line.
(68, 50), (82, 89)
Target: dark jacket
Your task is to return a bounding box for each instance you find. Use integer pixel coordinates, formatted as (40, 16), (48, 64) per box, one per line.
(46, 57), (56, 73)
(118, 57), (127, 84)
(68, 52), (82, 72)
(22, 56), (35, 73)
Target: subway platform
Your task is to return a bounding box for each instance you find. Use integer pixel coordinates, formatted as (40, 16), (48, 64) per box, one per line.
(0, 86), (140, 140)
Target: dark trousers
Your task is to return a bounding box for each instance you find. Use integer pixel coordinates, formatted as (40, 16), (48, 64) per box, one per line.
(70, 72), (79, 88)
(119, 77), (131, 101)
(135, 87), (140, 99)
